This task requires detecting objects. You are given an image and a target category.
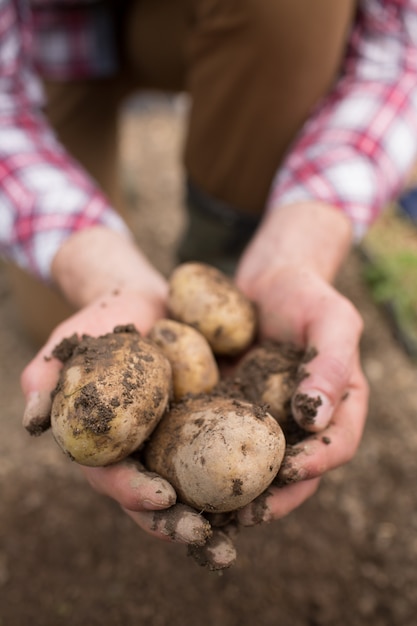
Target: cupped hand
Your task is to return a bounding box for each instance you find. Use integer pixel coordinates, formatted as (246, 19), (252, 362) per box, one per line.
(20, 287), (227, 556)
(235, 264), (369, 525)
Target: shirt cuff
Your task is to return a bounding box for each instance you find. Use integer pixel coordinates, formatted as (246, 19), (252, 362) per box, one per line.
(8, 201), (132, 283)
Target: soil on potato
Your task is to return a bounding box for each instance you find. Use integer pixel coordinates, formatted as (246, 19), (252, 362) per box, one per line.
(2, 99), (417, 626)
(51, 325), (151, 432)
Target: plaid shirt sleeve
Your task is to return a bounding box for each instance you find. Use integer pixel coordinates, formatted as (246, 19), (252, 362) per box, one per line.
(0, 0), (130, 282)
(268, 0), (417, 240)
(31, 0), (118, 80)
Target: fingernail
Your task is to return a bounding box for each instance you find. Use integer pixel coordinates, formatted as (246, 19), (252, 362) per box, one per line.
(142, 497), (175, 511)
(149, 482), (177, 508)
(152, 505), (212, 546)
(292, 390), (332, 431)
(188, 530), (237, 571)
(23, 390), (52, 436)
(174, 513), (212, 545)
(129, 474), (177, 509)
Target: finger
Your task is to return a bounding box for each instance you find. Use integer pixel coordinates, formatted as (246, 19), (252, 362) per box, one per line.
(21, 352), (64, 435)
(188, 528), (237, 570)
(20, 324), (79, 434)
(20, 327), (77, 399)
(292, 293), (364, 431)
(237, 478), (321, 526)
(280, 364), (369, 483)
(124, 503), (212, 546)
(81, 457), (177, 511)
(22, 389), (53, 435)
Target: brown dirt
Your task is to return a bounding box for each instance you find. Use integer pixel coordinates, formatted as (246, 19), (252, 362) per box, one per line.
(2, 97), (417, 625)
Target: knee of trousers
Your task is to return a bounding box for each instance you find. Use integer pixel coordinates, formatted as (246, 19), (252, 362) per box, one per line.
(185, 0), (355, 215)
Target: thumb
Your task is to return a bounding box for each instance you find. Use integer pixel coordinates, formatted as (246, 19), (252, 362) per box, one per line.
(292, 294), (363, 432)
(21, 337), (66, 436)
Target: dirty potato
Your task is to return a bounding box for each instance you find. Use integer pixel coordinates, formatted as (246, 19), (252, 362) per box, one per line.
(51, 326), (172, 466)
(236, 343), (302, 425)
(144, 395), (286, 513)
(167, 262), (256, 356)
(148, 319), (219, 400)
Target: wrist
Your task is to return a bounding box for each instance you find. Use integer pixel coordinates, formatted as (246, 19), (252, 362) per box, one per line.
(236, 202), (353, 298)
(51, 226), (168, 310)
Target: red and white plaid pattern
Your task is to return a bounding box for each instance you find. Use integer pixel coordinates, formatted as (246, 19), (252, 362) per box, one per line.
(1, 0), (417, 281)
(0, 0), (129, 281)
(31, 0), (118, 80)
(269, 0), (417, 240)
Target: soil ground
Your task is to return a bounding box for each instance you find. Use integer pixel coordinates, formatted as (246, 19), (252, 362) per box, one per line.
(2, 98), (417, 626)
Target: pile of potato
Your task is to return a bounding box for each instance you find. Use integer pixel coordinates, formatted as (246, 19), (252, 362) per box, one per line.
(47, 262), (308, 568)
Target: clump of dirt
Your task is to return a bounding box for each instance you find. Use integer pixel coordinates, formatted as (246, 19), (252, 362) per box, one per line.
(51, 333), (80, 363)
(51, 323), (140, 367)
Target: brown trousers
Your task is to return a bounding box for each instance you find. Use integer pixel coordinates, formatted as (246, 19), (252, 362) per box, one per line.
(10, 0), (356, 346)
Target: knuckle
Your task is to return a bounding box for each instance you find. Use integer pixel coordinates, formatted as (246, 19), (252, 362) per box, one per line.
(318, 355), (350, 392)
(339, 296), (364, 334)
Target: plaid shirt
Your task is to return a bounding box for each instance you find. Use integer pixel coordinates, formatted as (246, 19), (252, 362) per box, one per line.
(269, 0), (417, 240)
(1, 0), (417, 281)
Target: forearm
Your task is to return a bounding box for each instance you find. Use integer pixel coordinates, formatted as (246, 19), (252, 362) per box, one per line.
(267, 0), (417, 238)
(236, 201), (353, 298)
(51, 226), (168, 310)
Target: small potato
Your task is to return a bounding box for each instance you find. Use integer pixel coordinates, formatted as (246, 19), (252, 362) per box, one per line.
(148, 319), (219, 400)
(258, 372), (294, 424)
(168, 262), (256, 356)
(51, 327), (172, 466)
(236, 343), (301, 425)
(144, 395), (286, 513)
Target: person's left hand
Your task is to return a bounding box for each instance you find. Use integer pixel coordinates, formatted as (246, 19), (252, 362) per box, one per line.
(232, 202), (369, 526)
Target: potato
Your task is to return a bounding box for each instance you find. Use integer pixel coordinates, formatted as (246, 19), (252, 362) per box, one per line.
(167, 262), (256, 356)
(148, 319), (219, 400)
(144, 395), (286, 513)
(51, 326), (172, 466)
(235, 343), (300, 425)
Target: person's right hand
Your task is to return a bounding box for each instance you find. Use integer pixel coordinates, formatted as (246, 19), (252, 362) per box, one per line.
(20, 286), (236, 568)
(18, 226), (237, 569)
